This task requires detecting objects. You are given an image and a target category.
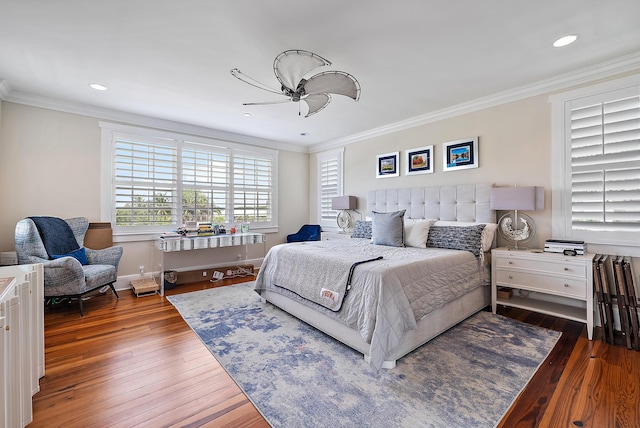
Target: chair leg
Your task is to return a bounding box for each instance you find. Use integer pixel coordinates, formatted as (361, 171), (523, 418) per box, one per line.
(110, 283), (119, 299)
(79, 297), (84, 318)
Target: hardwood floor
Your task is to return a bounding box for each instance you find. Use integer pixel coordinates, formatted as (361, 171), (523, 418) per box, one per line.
(31, 279), (639, 427)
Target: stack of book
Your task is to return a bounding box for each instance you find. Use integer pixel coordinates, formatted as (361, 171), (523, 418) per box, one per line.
(544, 239), (585, 255)
(197, 222), (214, 236)
(182, 221), (199, 237)
(160, 231), (181, 240)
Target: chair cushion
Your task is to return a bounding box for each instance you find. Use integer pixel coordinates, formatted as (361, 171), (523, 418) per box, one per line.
(83, 264), (117, 289)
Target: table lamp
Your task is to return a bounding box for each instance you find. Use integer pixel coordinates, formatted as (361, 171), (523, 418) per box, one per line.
(331, 196), (357, 233)
(490, 186), (544, 250)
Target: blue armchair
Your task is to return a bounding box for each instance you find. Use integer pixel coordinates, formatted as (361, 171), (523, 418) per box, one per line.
(15, 217), (123, 317)
(287, 224), (322, 242)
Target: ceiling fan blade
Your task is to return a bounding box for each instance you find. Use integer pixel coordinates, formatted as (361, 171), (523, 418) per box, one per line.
(303, 71), (361, 101)
(303, 93), (331, 117)
(274, 50), (331, 92)
(243, 99), (292, 106)
(230, 68), (282, 95)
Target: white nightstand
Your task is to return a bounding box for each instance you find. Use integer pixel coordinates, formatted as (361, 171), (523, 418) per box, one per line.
(321, 231), (352, 241)
(491, 247), (595, 339)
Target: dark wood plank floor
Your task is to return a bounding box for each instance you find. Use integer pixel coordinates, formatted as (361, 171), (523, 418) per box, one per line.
(30, 279), (640, 427)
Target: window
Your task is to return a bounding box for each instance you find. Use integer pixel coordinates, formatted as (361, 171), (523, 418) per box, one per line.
(551, 75), (640, 246)
(317, 149), (344, 230)
(101, 122), (278, 237)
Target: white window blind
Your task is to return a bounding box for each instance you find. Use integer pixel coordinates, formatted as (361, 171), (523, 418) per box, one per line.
(317, 149), (343, 229)
(232, 152), (273, 224)
(114, 138), (178, 227)
(182, 143), (230, 224)
(103, 123), (278, 235)
(320, 157), (339, 221)
(568, 88), (640, 237)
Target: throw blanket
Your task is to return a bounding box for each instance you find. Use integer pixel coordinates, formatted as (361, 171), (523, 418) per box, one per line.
(29, 216), (80, 257)
(272, 246), (383, 311)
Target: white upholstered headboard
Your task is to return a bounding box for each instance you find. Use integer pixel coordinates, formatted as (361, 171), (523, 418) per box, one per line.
(366, 184), (495, 223)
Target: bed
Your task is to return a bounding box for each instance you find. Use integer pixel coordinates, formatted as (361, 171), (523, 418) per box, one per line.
(254, 184), (497, 370)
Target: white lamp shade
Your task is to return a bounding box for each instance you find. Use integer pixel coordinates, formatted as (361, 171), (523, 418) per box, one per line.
(490, 187), (544, 211)
(331, 195), (357, 210)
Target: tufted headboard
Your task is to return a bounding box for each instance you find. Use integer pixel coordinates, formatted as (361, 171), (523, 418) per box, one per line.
(366, 184), (495, 223)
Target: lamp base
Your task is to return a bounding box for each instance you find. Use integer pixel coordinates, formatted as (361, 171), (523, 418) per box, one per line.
(497, 212), (536, 250)
(505, 245), (529, 251)
(336, 211), (352, 234)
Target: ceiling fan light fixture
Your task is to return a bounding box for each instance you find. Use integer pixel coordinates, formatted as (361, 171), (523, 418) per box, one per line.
(231, 49), (360, 117)
(553, 34), (578, 47)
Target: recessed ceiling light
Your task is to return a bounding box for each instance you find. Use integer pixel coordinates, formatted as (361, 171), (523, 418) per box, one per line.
(89, 83), (108, 91)
(244, 112), (251, 117)
(553, 35), (578, 48)
(300, 132), (309, 136)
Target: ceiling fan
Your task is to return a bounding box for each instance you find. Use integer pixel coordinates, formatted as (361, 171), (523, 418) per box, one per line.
(230, 49), (361, 117)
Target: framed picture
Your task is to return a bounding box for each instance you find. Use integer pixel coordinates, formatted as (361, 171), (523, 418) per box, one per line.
(376, 151), (399, 178)
(442, 137), (478, 171)
(405, 145), (433, 175)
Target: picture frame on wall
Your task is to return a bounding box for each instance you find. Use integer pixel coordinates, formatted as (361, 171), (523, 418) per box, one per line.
(442, 137), (478, 171)
(405, 145), (434, 175)
(376, 151), (399, 178)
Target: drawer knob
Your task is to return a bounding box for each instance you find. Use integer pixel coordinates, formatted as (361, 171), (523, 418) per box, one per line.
(564, 267), (569, 271)
(508, 275), (513, 279)
(564, 283), (570, 287)
(4, 326), (9, 331)
(508, 261), (513, 265)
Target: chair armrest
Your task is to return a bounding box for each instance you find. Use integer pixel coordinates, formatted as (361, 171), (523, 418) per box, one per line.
(86, 246), (123, 268)
(41, 257), (85, 289)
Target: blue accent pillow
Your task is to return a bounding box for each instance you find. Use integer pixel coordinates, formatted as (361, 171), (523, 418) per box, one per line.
(371, 210), (406, 247)
(52, 247), (88, 265)
(426, 225), (486, 256)
(351, 220), (372, 239)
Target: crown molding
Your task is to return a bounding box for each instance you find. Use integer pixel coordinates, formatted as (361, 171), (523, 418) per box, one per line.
(4, 52), (640, 155)
(310, 52), (640, 153)
(0, 79), (12, 100)
(2, 90), (309, 153)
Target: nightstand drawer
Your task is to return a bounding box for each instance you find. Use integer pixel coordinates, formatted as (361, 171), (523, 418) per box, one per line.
(495, 256), (586, 278)
(495, 269), (586, 299)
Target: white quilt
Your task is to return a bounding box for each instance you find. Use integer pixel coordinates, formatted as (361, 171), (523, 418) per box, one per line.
(254, 239), (490, 369)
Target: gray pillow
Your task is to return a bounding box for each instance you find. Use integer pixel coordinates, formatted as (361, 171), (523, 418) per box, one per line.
(426, 224), (486, 256)
(351, 220), (372, 239)
(371, 210), (406, 247)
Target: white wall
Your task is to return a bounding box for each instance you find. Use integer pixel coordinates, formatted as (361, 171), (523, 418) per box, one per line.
(312, 94), (553, 250)
(0, 102), (310, 276)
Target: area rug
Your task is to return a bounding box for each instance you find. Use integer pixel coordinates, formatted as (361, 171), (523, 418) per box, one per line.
(167, 283), (561, 428)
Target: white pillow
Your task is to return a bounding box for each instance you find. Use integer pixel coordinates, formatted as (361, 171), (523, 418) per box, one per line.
(404, 218), (437, 248)
(433, 221), (498, 252)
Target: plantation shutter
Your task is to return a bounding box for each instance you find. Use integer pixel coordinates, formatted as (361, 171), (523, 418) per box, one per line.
(317, 150), (343, 229)
(320, 157), (339, 221)
(182, 143), (230, 224)
(233, 152), (273, 224)
(569, 88), (640, 234)
(114, 137), (178, 227)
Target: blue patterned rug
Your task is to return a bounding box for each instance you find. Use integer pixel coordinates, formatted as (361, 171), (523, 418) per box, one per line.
(167, 283), (560, 427)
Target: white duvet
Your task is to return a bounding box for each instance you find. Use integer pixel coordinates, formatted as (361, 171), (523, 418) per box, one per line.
(254, 239), (490, 369)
